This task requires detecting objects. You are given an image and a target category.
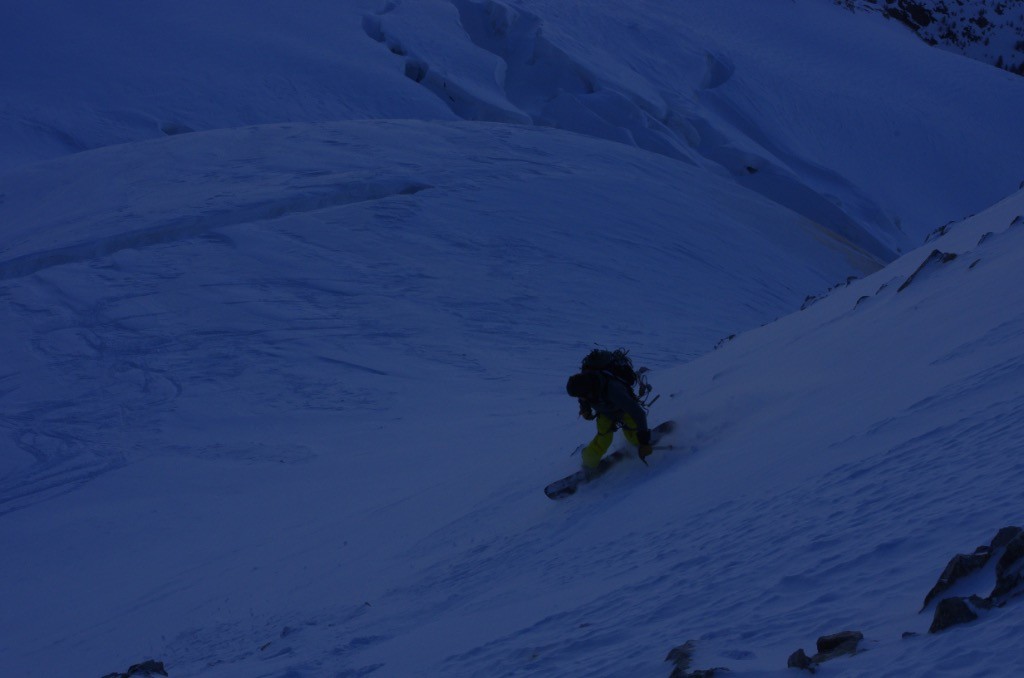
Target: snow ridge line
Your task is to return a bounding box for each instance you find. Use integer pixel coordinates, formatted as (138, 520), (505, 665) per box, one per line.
(0, 179), (431, 280)
(365, 0), (697, 162)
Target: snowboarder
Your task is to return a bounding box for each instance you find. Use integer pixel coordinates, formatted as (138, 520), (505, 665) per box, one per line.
(566, 361), (653, 471)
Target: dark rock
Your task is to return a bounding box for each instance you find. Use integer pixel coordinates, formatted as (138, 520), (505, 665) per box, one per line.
(787, 648), (814, 671)
(883, 1), (936, 30)
(924, 221), (953, 243)
(665, 640), (696, 673)
(787, 631), (863, 672)
(665, 640), (730, 678)
(922, 547), (992, 609)
(801, 276), (859, 310)
(923, 526), (1024, 609)
(714, 334), (737, 349)
(922, 526), (1024, 633)
(815, 630), (863, 657)
(992, 530), (1024, 601)
(929, 596), (978, 633)
(897, 250), (957, 292)
(101, 659), (168, 678)
(990, 526), (1023, 551)
(128, 661), (167, 677)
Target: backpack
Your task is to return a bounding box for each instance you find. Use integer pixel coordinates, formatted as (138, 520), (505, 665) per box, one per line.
(580, 348), (657, 409)
(580, 348), (638, 387)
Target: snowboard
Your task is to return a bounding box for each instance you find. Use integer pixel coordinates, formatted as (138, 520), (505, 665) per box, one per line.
(544, 421), (675, 500)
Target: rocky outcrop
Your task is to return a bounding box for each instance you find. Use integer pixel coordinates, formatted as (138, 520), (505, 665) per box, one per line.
(837, 0), (1024, 75)
(991, 528), (1024, 602)
(672, 528), (1024, 673)
(664, 640), (730, 678)
(896, 249), (958, 292)
(923, 526), (1022, 608)
(788, 630), (864, 672)
(924, 526), (1024, 633)
(929, 595), (993, 633)
(101, 659), (168, 678)
(800, 276), (860, 310)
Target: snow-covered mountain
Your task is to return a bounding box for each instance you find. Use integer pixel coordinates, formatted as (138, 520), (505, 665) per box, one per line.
(838, 0), (1024, 74)
(1, 1), (1023, 677)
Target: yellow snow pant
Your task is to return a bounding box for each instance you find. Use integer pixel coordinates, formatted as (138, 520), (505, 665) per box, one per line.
(581, 414), (640, 468)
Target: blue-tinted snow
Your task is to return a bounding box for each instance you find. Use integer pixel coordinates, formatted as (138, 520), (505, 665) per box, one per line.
(1, 1), (1023, 677)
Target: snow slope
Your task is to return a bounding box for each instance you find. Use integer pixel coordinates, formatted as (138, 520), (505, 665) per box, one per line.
(839, 0), (1024, 75)
(1, 1), (1024, 677)
(0, 118), (876, 515)
(0, 1), (455, 172)
(3, 133), (1019, 678)
(4, 0), (1024, 251)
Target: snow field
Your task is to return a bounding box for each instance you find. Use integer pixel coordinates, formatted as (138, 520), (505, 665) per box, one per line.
(1, 0), (1024, 676)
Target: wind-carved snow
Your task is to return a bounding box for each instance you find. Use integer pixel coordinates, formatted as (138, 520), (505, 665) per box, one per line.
(0, 179), (430, 281)
(362, 0), (901, 261)
(363, 0), (699, 164)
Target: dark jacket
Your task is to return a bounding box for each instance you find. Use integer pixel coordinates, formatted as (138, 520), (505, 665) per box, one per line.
(581, 373), (650, 442)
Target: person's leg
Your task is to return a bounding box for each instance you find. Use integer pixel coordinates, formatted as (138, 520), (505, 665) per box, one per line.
(620, 414), (640, 447)
(581, 415), (616, 468)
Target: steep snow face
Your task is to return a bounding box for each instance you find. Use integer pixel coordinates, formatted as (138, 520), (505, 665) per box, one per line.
(3, 137), (1018, 678)
(0, 118), (880, 677)
(627, 187), (1024, 676)
(838, 0), (1024, 74)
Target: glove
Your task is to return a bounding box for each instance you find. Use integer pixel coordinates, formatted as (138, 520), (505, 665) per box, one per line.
(579, 400), (596, 420)
(637, 428), (653, 461)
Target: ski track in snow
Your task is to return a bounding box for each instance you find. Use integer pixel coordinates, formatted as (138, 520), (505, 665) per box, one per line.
(0, 174), (431, 516)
